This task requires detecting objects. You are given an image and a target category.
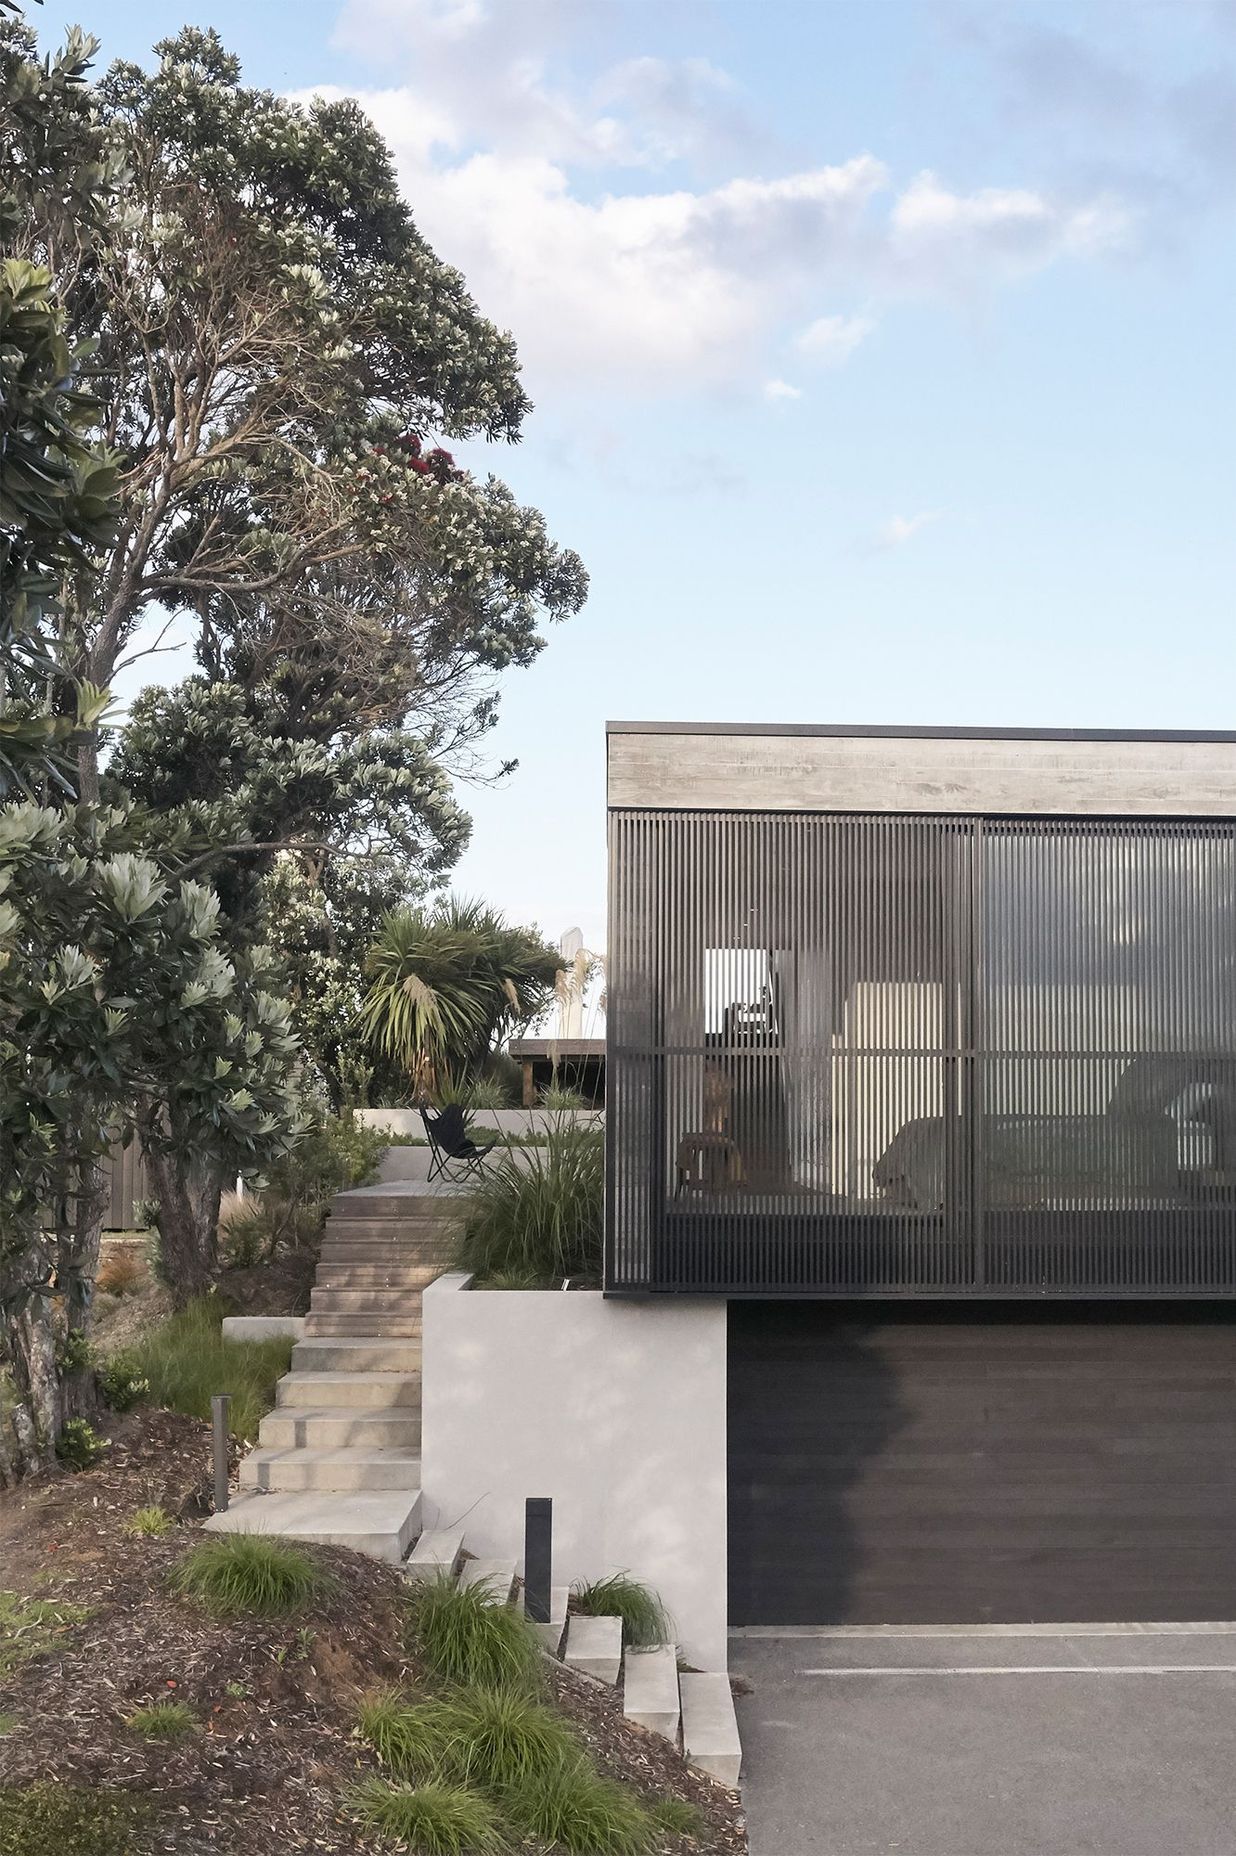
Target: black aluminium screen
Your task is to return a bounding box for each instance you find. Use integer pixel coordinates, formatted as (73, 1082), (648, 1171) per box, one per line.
(605, 810), (1236, 1296)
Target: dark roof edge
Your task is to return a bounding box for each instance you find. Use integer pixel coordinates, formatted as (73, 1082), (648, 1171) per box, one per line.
(605, 721), (1236, 744)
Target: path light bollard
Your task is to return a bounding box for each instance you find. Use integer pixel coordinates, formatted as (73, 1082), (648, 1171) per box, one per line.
(212, 1394), (231, 1514)
(524, 1496), (553, 1624)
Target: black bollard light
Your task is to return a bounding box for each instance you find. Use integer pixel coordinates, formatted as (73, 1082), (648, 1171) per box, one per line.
(524, 1496), (553, 1624)
(211, 1394), (231, 1514)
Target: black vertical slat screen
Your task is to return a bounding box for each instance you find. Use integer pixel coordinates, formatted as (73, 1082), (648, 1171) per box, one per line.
(606, 809), (1236, 1296)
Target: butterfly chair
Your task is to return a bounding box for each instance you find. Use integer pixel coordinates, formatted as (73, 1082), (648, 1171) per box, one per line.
(420, 1103), (502, 1184)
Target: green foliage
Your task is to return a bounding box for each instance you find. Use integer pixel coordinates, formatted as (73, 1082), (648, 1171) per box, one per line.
(121, 1297), (291, 1441)
(360, 898), (562, 1095)
(54, 1418), (107, 1471)
(457, 1127), (604, 1285)
(648, 1797), (705, 1837)
(95, 1350), (149, 1412)
(539, 1081), (589, 1111)
(348, 1777), (505, 1856)
(405, 1575), (544, 1694)
(0, 1592), (91, 1682)
(171, 1533), (339, 1618)
(220, 1112), (386, 1268)
(124, 1698), (195, 1739)
(437, 1071), (515, 1111)
(123, 1505), (173, 1538)
(0, 1784), (149, 1856)
(358, 1687), (579, 1792)
(570, 1577), (671, 1650)
(501, 1754), (654, 1855)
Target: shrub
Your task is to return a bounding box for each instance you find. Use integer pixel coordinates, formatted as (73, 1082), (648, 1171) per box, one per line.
(406, 1576), (544, 1693)
(348, 1777), (505, 1855)
(571, 1576), (670, 1649)
(170, 1534), (339, 1618)
(124, 1699), (195, 1740)
(0, 1784), (149, 1856)
(124, 1505), (173, 1538)
(501, 1753), (653, 1855)
(456, 1126), (603, 1284)
(123, 1297), (292, 1441)
(95, 1350), (149, 1413)
(220, 1115), (388, 1267)
(55, 1419), (108, 1472)
(95, 1251), (144, 1297)
(539, 1080), (588, 1111)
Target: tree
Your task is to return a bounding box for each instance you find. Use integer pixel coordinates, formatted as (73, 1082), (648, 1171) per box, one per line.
(0, 804), (305, 1479)
(3, 21), (586, 793)
(359, 899), (563, 1100)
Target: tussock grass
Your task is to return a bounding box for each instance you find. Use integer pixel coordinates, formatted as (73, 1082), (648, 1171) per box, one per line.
(348, 1777), (505, 1854)
(358, 1687), (580, 1791)
(170, 1534), (338, 1619)
(122, 1297), (292, 1441)
(124, 1699), (195, 1740)
(123, 1505), (173, 1538)
(406, 1575), (544, 1693)
(571, 1575), (670, 1649)
(649, 1796), (705, 1837)
(456, 1126), (603, 1284)
(501, 1753), (654, 1855)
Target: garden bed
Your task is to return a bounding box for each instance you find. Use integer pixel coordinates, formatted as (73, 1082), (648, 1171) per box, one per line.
(0, 1411), (745, 1856)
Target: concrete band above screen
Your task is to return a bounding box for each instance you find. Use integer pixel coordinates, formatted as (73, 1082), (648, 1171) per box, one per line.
(606, 725), (1236, 819)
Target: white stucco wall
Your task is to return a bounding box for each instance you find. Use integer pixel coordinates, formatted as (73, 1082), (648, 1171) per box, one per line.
(421, 1274), (729, 1669)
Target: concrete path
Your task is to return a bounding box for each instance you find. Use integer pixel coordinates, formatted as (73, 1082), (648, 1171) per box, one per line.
(731, 1624), (1236, 1856)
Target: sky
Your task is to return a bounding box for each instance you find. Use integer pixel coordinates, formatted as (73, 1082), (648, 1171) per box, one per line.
(51, 0), (1236, 954)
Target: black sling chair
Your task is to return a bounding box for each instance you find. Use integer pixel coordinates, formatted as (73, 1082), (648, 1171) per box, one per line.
(420, 1103), (501, 1183)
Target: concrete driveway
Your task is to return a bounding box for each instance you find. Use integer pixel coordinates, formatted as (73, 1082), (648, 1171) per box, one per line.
(731, 1625), (1236, 1856)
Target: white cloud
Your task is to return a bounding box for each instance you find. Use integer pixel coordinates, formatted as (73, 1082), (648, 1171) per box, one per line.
(795, 312), (875, 365)
(300, 3), (1137, 396)
(763, 377), (802, 401)
(875, 511), (941, 550)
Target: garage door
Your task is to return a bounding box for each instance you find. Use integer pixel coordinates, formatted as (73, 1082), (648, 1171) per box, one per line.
(728, 1302), (1236, 1625)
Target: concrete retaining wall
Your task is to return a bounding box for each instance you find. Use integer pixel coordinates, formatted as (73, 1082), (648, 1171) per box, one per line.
(358, 1108), (604, 1137)
(421, 1273), (728, 1668)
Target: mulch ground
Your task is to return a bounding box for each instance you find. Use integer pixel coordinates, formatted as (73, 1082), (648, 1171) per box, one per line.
(0, 1411), (747, 1856)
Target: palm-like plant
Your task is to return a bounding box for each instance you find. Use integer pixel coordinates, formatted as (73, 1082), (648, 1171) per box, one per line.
(359, 898), (562, 1098)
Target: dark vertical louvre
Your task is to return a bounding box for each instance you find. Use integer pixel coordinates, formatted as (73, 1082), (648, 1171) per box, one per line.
(606, 810), (1236, 1296)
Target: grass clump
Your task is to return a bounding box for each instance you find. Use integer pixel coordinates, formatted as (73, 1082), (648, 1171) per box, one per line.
(124, 1698), (196, 1740)
(407, 1575), (544, 1693)
(0, 1784), (149, 1856)
(122, 1297), (292, 1440)
(571, 1575), (670, 1649)
(0, 1593), (91, 1683)
(359, 1687), (580, 1792)
(649, 1796), (705, 1837)
(349, 1777), (505, 1855)
(170, 1533), (338, 1618)
(502, 1753), (654, 1855)
(456, 1125), (603, 1284)
(124, 1505), (173, 1538)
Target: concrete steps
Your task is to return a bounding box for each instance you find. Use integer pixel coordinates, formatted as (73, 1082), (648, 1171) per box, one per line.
(240, 1446), (422, 1493)
(458, 1557), (518, 1601)
(204, 1488), (422, 1563)
(563, 1613), (624, 1686)
(623, 1644), (681, 1740)
(259, 1407), (421, 1450)
(276, 1370), (421, 1409)
(292, 1337), (421, 1372)
(405, 1526), (466, 1579)
(679, 1673), (742, 1787)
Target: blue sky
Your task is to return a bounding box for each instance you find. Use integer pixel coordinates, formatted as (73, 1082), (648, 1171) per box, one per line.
(52, 0), (1236, 951)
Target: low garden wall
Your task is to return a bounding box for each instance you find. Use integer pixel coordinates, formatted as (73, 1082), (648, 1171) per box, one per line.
(356, 1108), (604, 1137)
(420, 1272), (728, 1668)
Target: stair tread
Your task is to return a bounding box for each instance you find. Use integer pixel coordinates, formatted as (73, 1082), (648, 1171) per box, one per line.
(623, 1644), (681, 1739)
(458, 1557), (517, 1600)
(245, 1446), (422, 1468)
(563, 1614), (623, 1685)
(679, 1673), (741, 1786)
(406, 1526), (466, 1576)
(527, 1585), (570, 1653)
(204, 1488), (421, 1559)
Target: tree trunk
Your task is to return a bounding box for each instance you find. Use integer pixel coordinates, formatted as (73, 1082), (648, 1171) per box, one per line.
(1, 1267), (58, 1486)
(141, 1139), (226, 1308)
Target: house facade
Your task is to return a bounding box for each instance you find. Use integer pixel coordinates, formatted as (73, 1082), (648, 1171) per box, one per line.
(607, 722), (1236, 1628)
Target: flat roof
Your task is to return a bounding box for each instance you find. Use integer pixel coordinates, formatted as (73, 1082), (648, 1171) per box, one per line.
(606, 721), (1236, 744)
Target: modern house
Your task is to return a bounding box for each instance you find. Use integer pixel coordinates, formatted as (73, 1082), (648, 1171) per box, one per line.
(607, 722), (1236, 1630)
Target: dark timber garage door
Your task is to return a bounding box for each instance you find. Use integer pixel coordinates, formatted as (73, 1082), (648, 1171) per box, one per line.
(728, 1303), (1236, 1625)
